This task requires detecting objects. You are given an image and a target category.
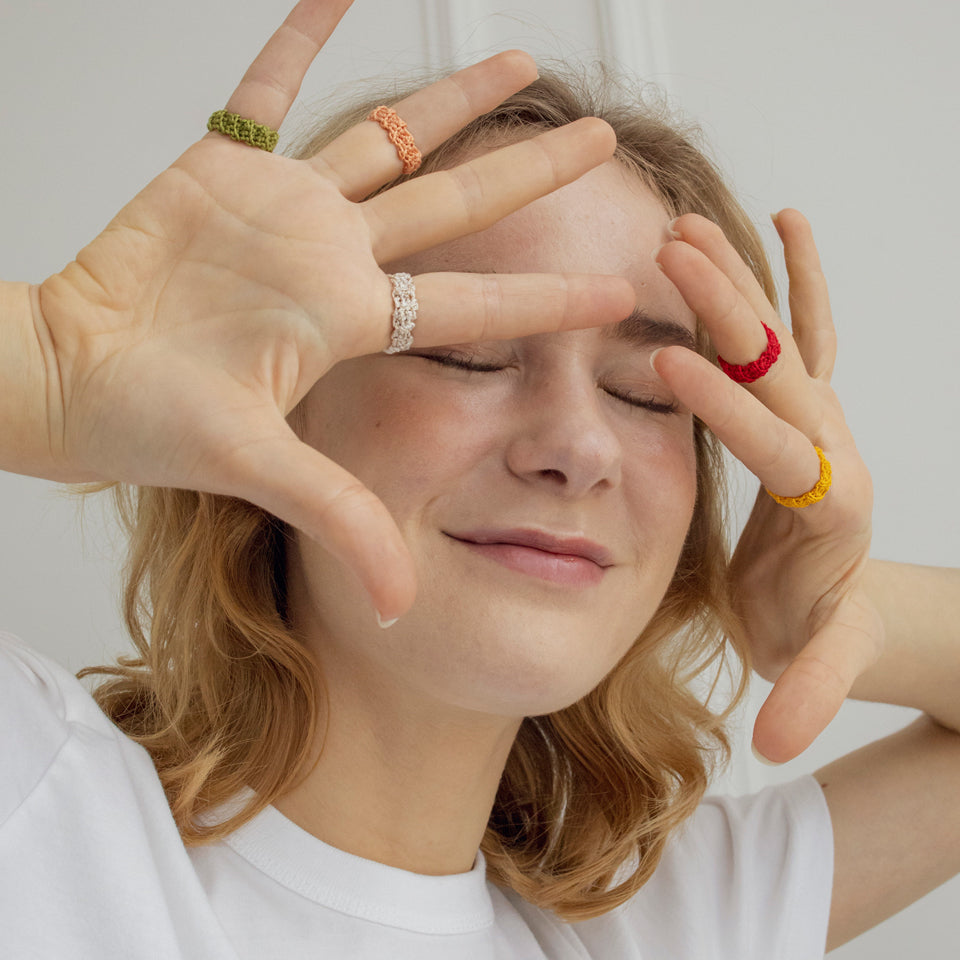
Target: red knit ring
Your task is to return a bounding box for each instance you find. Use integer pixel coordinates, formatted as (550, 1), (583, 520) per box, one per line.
(717, 322), (782, 383)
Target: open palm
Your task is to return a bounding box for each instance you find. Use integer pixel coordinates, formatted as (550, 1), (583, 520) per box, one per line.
(653, 210), (882, 762)
(30, 0), (634, 619)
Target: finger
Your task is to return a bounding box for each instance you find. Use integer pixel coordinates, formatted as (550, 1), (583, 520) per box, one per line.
(220, 0), (355, 131)
(365, 118), (618, 263)
(407, 271), (635, 348)
(773, 209), (837, 381)
(668, 213), (777, 333)
(752, 597), (884, 762)
(223, 423), (416, 621)
(313, 50), (540, 200)
(656, 237), (825, 439)
(331, 270), (635, 359)
(652, 345), (824, 501)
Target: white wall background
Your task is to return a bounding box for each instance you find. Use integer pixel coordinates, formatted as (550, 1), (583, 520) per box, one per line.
(1, 1), (957, 955)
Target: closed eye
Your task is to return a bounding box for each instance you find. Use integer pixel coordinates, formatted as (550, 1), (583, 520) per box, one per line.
(605, 389), (679, 415)
(417, 353), (680, 414)
(416, 352), (504, 373)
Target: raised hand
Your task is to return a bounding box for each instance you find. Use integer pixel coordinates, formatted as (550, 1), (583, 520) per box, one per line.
(652, 209), (883, 763)
(17, 0), (634, 620)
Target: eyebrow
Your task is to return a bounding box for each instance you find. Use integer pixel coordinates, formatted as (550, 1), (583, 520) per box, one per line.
(603, 308), (698, 352)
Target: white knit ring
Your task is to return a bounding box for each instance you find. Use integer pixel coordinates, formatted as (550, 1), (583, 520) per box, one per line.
(383, 272), (418, 354)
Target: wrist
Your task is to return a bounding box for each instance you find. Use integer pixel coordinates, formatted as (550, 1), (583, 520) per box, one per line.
(0, 281), (86, 481)
(848, 560), (960, 732)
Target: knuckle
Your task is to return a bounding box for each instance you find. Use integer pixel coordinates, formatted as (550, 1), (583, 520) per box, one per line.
(529, 135), (563, 187)
(476, 276), (505, 341)
(316, 478), (378, 528)
(446, 164), (487, 224)
(713, 288), (744, 329)
(446, 69), (478, 114)
(241, 65), (291, 102)
(709, 378), (740, 432)
(759, 422), (792, 473)
(789, 653), (848, 698)
(730, 259), (756, 291)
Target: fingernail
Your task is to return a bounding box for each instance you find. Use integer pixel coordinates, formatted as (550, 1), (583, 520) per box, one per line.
(751, 742), (783, 766)
(651, 243), (666, 269)
(376, 611), (399, 629)
(666, 217), (682, 239)
(649, 347), (664, 371)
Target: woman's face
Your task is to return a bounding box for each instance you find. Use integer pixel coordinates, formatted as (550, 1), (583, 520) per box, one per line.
(289, 159), (699, 719)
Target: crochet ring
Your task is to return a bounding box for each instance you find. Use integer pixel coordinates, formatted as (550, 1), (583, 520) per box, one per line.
(383, 273), (419, 354)
(718, 321), (781, 383)
(367, 105), (422, 175)
(207, 109), (279, 152)
(766, 446), (832, 508)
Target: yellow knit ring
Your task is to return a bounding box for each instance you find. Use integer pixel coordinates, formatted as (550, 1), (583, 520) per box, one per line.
(766, 446), (832, 508)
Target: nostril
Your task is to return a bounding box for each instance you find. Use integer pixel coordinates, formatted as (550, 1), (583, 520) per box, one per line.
(539, 468), (567, 483)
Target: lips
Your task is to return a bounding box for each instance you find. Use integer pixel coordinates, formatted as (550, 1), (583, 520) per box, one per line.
(446, 528), (614, 587)
(449, 528), (613, 566)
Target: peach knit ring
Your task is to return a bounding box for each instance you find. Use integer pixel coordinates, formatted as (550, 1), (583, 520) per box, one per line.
(718, 322), (781, 383)
(367, 105), (422, 175)
(766, 446), (832, 508)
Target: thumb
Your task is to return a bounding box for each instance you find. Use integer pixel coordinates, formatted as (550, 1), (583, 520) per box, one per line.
(223, 428), (416, 622)
(752, 597), (882, 763)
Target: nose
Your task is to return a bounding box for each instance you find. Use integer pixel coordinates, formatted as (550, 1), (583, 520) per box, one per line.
(504, 367), (623, 498)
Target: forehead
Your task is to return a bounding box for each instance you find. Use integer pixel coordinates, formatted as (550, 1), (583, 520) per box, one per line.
(390, 159), (696, 334)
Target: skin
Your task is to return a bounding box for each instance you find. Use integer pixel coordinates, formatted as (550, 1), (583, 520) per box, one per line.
(2, 0), (957, 947)
(276, 161), (698, 875)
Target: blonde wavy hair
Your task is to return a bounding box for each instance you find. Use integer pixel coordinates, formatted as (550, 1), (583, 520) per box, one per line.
(78, 66), (776, 923)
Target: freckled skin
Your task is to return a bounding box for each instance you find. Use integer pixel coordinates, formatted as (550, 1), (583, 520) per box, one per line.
(287, 160), (699, 719)
(274, 159), (701, 878)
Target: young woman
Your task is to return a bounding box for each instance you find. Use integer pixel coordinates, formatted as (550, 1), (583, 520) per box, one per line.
(1, 1), (957, 956)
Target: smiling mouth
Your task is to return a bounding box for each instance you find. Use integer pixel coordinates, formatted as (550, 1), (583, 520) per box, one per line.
(445, 531), (612, 587)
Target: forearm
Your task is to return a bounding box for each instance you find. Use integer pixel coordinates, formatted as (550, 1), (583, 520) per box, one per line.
(815, 713), (960, 950)
(847, 559), (960, 731)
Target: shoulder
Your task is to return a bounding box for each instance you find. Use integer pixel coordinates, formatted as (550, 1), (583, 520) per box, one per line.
(503, 778), (834, 960)
(683, 773), (832, 862)
(0, 629), (119, 731)
(0, 630), (139, 823)
(616, 777), (833, 960)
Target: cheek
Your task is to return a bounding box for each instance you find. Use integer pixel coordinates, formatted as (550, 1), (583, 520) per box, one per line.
(623, 422), (699, 544)
(302, 368), (498, 512)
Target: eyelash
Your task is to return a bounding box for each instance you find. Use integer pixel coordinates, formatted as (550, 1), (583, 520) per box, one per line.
(419, 353), (680, 415)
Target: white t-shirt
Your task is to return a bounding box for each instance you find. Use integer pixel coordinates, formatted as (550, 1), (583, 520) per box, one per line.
(0, 630), (834, 959)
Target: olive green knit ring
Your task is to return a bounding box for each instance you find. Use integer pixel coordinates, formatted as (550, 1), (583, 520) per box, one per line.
(207, 109), (279, 152)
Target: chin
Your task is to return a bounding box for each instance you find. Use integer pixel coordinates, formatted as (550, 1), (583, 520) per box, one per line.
(420, 613), (639, 719)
